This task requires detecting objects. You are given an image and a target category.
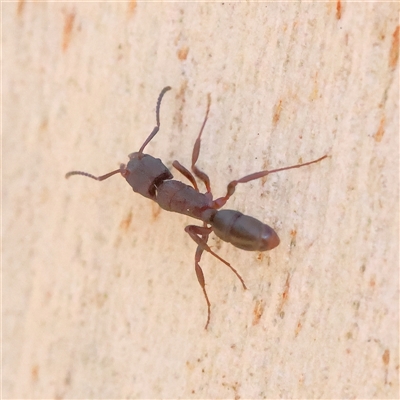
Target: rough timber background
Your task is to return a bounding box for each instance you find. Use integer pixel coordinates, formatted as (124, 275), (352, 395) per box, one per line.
(3, 1), (399, 399)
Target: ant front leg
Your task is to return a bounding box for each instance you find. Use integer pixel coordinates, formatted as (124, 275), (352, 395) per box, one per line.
(172, 160), (199, 191)
(174, 93), (214, 195)
(185, 224), (247, 329)
(190, 94), (212, 193)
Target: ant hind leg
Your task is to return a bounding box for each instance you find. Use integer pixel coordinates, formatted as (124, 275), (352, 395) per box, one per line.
(213, 155), (329, 209)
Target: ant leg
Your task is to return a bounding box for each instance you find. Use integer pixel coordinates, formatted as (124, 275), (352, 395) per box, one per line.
(191, 94), (212, 193)
(213, 155), (328, 209)
(192, 224), (212, 329)
(172, 160), (198, 191)
(170, 94), (212, 193)
(194, 246), (212, 329)
(185, 225), (247, 290)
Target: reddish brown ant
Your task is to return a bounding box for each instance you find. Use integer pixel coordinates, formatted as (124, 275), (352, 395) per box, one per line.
(66, 86), (327, 329)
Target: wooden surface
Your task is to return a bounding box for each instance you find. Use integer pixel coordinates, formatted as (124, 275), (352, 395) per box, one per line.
(3, 2), (398, 398)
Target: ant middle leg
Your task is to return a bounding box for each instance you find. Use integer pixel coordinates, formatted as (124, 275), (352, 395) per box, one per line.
(192, 226), (212, 329)
(185, 223), (246, 329)
(193, 246), (212, 329)
(185, 224), (247, 289)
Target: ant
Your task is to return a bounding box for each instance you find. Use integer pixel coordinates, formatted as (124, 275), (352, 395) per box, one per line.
(66, 86), (327, 329)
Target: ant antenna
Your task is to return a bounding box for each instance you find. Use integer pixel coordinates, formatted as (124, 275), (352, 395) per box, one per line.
(65, 168), (122, 181)
(65, 86), (172, 181)
(138, 86), (171, 154)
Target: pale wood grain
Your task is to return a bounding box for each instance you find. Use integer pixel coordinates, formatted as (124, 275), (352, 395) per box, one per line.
(3, 2), (398, 398)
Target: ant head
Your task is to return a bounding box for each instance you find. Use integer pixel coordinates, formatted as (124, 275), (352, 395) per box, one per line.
(125, 153), (173, 199)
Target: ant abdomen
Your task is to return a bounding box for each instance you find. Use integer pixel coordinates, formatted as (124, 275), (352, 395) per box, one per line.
(210, 210), (280, 251)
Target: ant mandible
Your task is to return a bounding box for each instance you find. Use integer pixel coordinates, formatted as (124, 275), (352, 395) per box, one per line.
(66, 86), (327, 329)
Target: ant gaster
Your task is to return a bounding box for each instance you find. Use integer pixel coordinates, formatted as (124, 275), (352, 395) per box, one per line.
(66, 86), (327, 329)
